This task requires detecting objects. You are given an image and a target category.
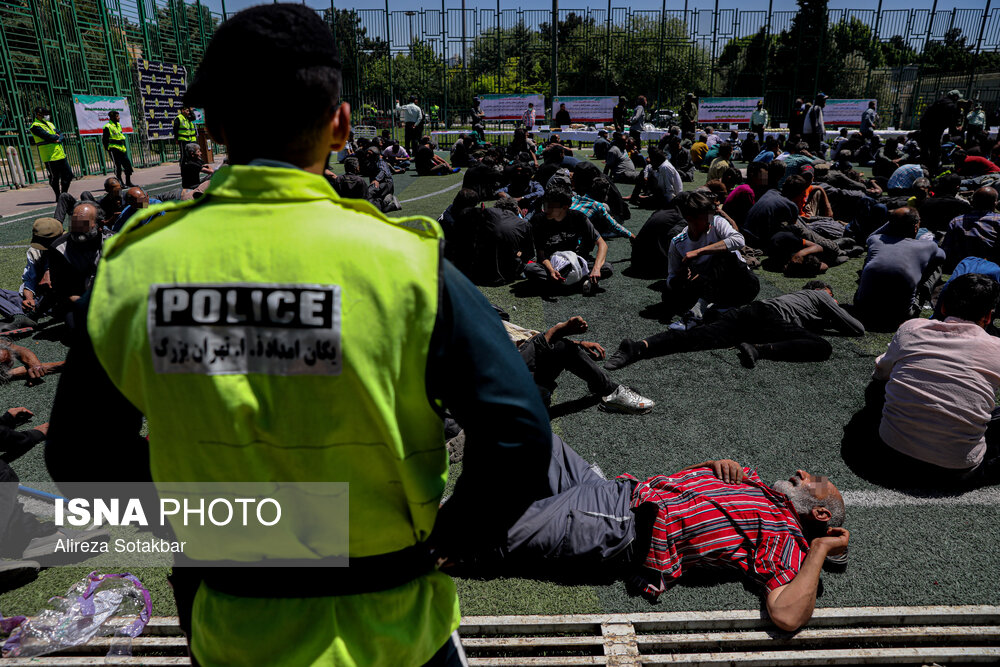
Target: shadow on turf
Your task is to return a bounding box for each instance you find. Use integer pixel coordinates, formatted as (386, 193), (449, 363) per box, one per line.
(547, 394), (601, 418)
(840, 397), (986, 497)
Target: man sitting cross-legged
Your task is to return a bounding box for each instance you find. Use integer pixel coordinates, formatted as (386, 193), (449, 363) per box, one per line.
(508, 315), (654, 415)
(661, 191), (760, 327)
(606, 281), (864, 370)
(442, 435), (849, 632)
(523, 187), (612, 296)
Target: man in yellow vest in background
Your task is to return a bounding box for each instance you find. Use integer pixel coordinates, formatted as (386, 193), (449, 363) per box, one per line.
(46, 5), (552, 666)
(102, 110), (134, 188)
(173, 105), (197, 165)
(29, 106), (73, 201)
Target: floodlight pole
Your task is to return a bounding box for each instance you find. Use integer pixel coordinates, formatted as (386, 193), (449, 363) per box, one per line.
(656, 0), (666, 109)
(385, 0), (394, 140)
(443, 0), (449, 129)
(550, 0), (558, 115)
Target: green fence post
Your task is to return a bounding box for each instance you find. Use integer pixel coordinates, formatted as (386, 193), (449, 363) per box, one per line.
(442, 0), (449, 130)
(966, 0), (992, 98)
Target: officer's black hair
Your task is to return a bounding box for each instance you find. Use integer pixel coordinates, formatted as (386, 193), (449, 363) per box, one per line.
(185, 5), (342, 165)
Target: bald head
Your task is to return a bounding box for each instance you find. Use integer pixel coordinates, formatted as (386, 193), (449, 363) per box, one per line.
(70, 202), (100, 241)
(972, 186), (998, 212)
(125, 187), (148, 209)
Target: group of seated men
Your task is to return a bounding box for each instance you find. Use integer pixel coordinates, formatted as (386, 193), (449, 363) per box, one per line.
(2, 113), (998, 625)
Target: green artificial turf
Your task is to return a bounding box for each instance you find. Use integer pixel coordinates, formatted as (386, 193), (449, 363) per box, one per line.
(1, 153), (997, 623)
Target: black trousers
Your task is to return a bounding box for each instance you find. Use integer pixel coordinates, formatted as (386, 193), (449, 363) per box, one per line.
(54, 190), (98, 224)
(109, 148), (133, 183)
(520, 335), (617, 405)
(661, 252), (760, 315)
(44, 158), (73, 199)
(751, 124), (765, 144)
(918, 130), (943, 173)
(643, 301), (832, 362)
(0, 459), (54, 558)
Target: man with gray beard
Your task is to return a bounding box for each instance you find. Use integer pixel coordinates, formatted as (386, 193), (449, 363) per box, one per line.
(451, 437), (849, 632)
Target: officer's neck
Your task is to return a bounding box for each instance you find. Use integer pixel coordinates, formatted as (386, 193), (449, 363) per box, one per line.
(238, 155), (326, 176)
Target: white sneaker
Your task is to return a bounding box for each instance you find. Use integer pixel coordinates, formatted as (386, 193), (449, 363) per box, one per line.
(668, 317), (697, 331)
(600, 385), (655, 414)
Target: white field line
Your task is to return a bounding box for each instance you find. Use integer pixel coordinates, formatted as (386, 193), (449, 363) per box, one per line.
(842, 487), (1000, 507)
(401, 181), (461, 203)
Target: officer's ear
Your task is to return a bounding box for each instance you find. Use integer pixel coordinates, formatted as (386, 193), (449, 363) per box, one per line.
(329, 103), (351, 152)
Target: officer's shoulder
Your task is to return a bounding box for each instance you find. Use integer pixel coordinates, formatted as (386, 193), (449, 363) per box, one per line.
(332, 196), (442, 242)
(100, 197), (205, 259)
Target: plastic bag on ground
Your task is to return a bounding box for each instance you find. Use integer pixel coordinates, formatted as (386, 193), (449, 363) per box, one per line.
(1, 571), (151, 658)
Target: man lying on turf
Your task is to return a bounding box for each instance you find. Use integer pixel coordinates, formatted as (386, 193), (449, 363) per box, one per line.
(506, 315), (655, 414)
(605, 281), (864, 370)
(0, 338), (63, 384)
(441, 435), (849, 632)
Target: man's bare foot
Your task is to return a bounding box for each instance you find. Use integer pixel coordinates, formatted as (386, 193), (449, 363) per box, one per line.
(557, 316), (588, 336)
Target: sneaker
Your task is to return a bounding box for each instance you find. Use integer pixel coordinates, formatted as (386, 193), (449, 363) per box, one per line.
(446, 430), (465, 464)
(0, 560), (40, 593)
(600, 385), (655, 414)
(581, 279), (593, 296)
(22, 527), (110, 565)
(605, 339), (640, 371)
(668, 317), (697, 332)
(737, 342), (760, 369)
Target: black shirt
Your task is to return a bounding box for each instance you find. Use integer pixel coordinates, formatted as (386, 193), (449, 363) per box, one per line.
(555, 109), (571, 127)
(532, 210), (600, 264)
(415, 145), (435, 173)
(181, 158), (206, 189)
(742, 189), (798, 249)
(0, 411), (45, 452)
(593, 137), (610, 160)
(630, 206), (686, 278)
(919, 195), (973, 233)
(469, 209), (535, 286)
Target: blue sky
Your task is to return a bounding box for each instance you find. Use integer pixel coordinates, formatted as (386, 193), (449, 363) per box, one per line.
(202, 1), (988, 16)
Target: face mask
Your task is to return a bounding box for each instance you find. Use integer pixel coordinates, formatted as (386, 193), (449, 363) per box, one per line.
(43, 115), (51, 122)
(70, 227), (100, 245)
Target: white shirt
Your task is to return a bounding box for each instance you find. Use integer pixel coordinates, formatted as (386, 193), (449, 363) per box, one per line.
(397, 102), (423, 124)
(653, 160), (682, 203)
(667, 216), (746, 284)
(874, 317), (1000, 469)
(705, 133), (720, 149)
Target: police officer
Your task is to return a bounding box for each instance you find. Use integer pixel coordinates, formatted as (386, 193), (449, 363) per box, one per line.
(46, 5), (552, 666)
(29, 107), (73, 201)
(173, 105), (197, 165)
(102, 111), (134, 187)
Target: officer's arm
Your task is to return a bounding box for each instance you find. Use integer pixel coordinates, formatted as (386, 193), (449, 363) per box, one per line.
(102, 126), (110, 150)
(30, 125), (58, 143)
(428, 260), (552, 554)
(46, 294), (150, 488)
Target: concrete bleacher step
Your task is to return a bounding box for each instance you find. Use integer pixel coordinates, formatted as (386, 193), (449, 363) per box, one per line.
(1, 606), (997, 665)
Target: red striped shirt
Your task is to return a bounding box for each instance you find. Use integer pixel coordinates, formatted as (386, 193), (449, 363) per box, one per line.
(621, 467), (810, 599)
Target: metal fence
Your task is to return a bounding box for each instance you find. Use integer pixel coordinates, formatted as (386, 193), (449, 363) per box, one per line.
(0, 0), (223, 189)
(2, 1), (1000, 189)
(339, 3), (1000, 135)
